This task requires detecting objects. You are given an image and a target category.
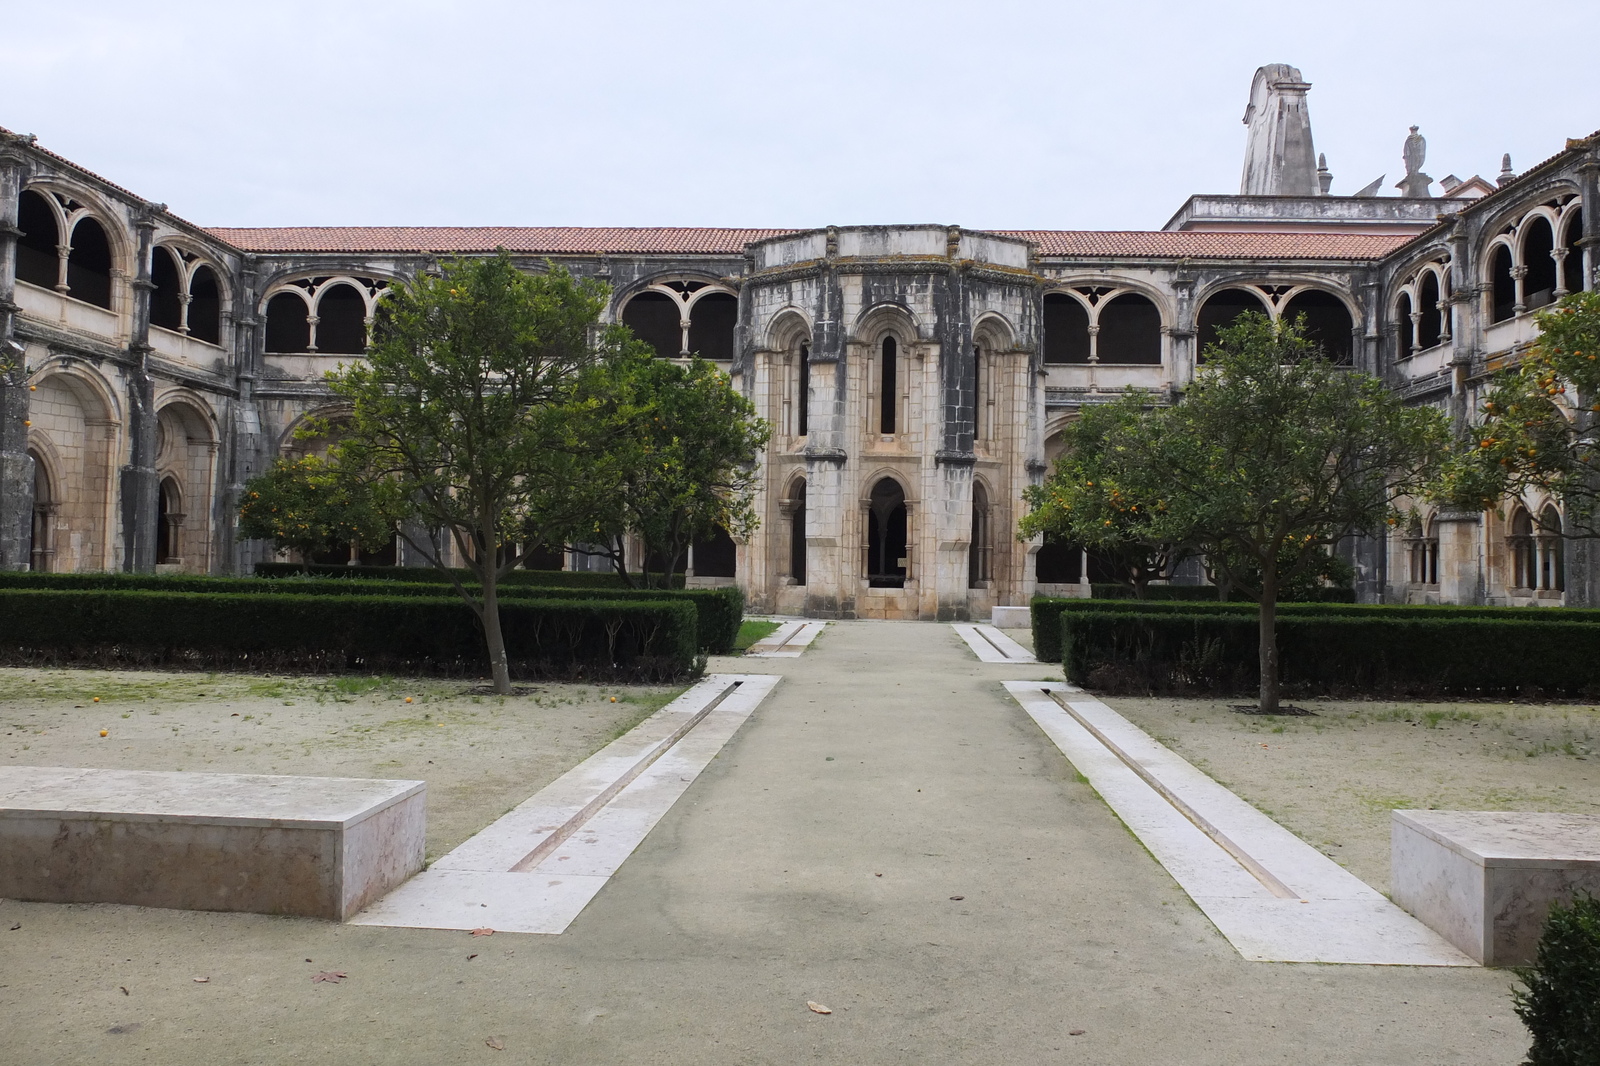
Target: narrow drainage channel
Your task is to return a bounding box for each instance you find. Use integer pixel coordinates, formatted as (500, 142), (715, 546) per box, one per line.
(509, 679), (743, 872)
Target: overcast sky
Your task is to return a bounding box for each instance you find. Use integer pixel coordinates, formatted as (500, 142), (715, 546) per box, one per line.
(4, 1), (1595, 232)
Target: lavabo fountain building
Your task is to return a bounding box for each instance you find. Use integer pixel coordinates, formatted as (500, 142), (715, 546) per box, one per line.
(0, 65), (1595, 616)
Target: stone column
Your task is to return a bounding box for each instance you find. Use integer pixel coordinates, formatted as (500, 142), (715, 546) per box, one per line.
(1435, 511), (1483, 605)
(803, 257), (850, 618)
(0, 138), (36, 570)
(120, 207), (161, 573)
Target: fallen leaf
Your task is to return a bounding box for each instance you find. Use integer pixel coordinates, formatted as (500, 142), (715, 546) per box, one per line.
(807, 1001), (832, 1014)
(1069, 1029), (1086, 1036)
(8, 922), (19, 931)
(875, 873), (882, 877)
(949, 895), (965, 901)
(106, 1023), (141, 1035)
(119, 986), (129, 995)
(192, 977), (209, 984)
(467, 953), (478, 961)
(470, 928), (494, 937)
(486, 1037), (505, 1051)
(311, 971), (347, 983)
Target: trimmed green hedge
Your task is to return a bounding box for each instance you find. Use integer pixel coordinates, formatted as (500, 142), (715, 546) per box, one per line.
(1088, 583), (1357, 603)
(1059, 609), (1600, 697)
(0, 589), (699, 681)
(252, 562), (686, 588)
(1031, 596), (1600, 664)
(0, 572), (742, 654)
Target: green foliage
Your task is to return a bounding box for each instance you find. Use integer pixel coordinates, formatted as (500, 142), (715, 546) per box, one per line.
(236, 456), (392, 560)
(1437, 292), (1600, 533)
(327, 252), (620, 691)
(1088, 582), (1357, 602)
(1514, 892), (1600, 1065)
(562, 347), (769, 589)
(1056, 608), (1600, 697)
(0, 571), (740, 653)
(1030, 596), (1599, 665)
(251, 562), (658, 587)
(0, 589), (699, 681)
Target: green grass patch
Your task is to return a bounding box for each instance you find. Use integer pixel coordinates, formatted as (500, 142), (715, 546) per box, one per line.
(733, 619), (782, 653)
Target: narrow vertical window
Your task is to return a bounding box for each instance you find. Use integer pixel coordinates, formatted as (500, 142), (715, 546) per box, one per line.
(880, 336), (897, 435)
(971, 344), (982, 441)
(797, 342), (810, 437)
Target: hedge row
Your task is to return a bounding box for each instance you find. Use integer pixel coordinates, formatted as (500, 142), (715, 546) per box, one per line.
(1088, 583), (1357, 603)
(1059, 609), (1600, 698)
(0, 573), (742, 654)
(253, 562), (686, 588)
(1031, 596), (1600, 663)
(0, 590), (699, 681)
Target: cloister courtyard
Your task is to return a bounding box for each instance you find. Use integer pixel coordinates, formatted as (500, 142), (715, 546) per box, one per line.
(3, 620), (1595, 1065)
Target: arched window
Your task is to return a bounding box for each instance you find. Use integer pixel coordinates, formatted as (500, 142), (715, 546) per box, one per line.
(1409, 515), (1439, 585)
(315, 283), (368, 354)
(687, 292), (736, 362)
(188, 266), (221, 345)
(1197, 288), (1268, 357)
(1509, 507), (1535, 589)
(1042, 293), (1090, 364)
(16, 190), (60, 289)
(1035, 531), (1081, 585)
(149, 247), (183, 332)
(1539, 505), (1564, 592)
(968, 481), (992, 589)
(265, 292), (310, 353)
(622, 291), (681, 358)
(879, 336), (898, 434)
(156, 477), (182, 565)
(1396, 292), (1415, 359)
(866, 477), (907, 587)
(28, 453), (54, 573)
(795, 342), (810, 437)
(1490, 244), (1516, 323)
(1281, 290), (1353, 363)
(1522, 216), (1558, 311)
(787, 479), (807, 585)
(1095, 293), (1161, 364)
(1562, 209), (1585, 295)
(66, 216), (113, 309)
(1417, 272), (1442, 351)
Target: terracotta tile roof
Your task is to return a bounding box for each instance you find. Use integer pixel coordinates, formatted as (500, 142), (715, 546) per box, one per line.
(204, 226), (798, 255)
(999, 230), (1415, 260)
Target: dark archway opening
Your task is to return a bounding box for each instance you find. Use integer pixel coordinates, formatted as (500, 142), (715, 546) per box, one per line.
(150, 247), (183, 332)
(1563, 211), (1585, 295)
(28, 453), (53, 573)
(692, 524), (737, 578)
(866, 477), (907, 588)
(687, 292), (736, 362)
(1491, 245), (1516, 322)
(622, 291), (682, 358)
(1043, 293), (1090, 364)
(796, 342), (810, 437)
(970, 344), (983, 440)
(789, 480), (806, 585)
(189, 266), (221, 344)
(879, 336), (898, 434)
(16, 190), (60, 289)
(1523, 217), (1558, 311)
(316, 284), (368, 354)
(1396, 292), (1414, 359)
(66, 217), (113, 309)
(1281, 290), (1353, 363)
(265, 293), (311, 353)
(1197, 288), (1267, 357)
(1417, 273), (1442, 350)
(1035, 531), (1080, 584)
(156, 477), (180, 564)
(968, 481), (991, 588)
(1096, 293), (1161, 364)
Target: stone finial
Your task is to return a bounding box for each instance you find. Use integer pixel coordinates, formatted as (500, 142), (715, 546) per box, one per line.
(1395, 125), (1433, 198)
(1498, 153), (1517, 187)
(1239, 64), (1319, 196)
(1316, 153), (1333, 195)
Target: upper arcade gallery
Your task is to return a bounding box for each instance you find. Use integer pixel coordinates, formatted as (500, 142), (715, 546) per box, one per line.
(0, 62), (1595, 617)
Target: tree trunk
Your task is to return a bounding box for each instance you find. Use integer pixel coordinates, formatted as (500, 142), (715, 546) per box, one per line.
(1258, 565), (1279, 713)
(481, 566), (512, 695)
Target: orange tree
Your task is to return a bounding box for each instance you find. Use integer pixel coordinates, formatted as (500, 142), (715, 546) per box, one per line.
(237, 455), (390, 562)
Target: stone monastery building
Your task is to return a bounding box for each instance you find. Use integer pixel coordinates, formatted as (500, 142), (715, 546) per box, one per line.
(0, 65), (1596, 617)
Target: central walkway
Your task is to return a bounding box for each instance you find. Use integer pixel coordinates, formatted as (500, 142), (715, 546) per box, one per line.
(514, 620), (1519, 1064)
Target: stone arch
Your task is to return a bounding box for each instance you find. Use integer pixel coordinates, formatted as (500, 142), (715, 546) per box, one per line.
(149, 244), (184, 332)
(1560, 205), (1586, 295)
(314, 281), (370, 355)
(276, 403), (351, 457)
(971, 314), (1015, 444)
(155, 395), (219, 573)
(26, 441), (61, 572)
(764, 307), (812, 352)
(1094, 291), (1162, 364)
(616, 275), (736, 360)
(685, 288), (737, 362)
(25, 366), (119, 571)
(855, 305), (918, 438)
(15, 188), (61, 289)
(1415, 269), (1444, 351)
(863, 474), (911, 588)
(1196, 286), (1271, 356)
(156, 476), (182, 565)
(1279, 287), (1355, 363)
(968, 477), (994, 589)
(851, 301), (921, 345)
(187, 264), (223, 344)
(1042, 289), (1091, 364)
(1487, 239), (1517, 323)
(65, 213), (115, 309)
(264, 289), (313, 353)
(1395, 290), (1415, 359)
(780, 472), (807, 585)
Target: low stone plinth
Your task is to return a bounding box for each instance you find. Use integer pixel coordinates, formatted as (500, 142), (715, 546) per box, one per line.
(1392, 810), (1600, 965)
(991, 606), (1030, 629)
(0, 766), (425, 920)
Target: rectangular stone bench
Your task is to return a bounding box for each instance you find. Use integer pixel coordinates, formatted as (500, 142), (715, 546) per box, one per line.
(991, 606), (1031, 629)
(0, 766), (425, 921)
(1392, 810), (1600, 965)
